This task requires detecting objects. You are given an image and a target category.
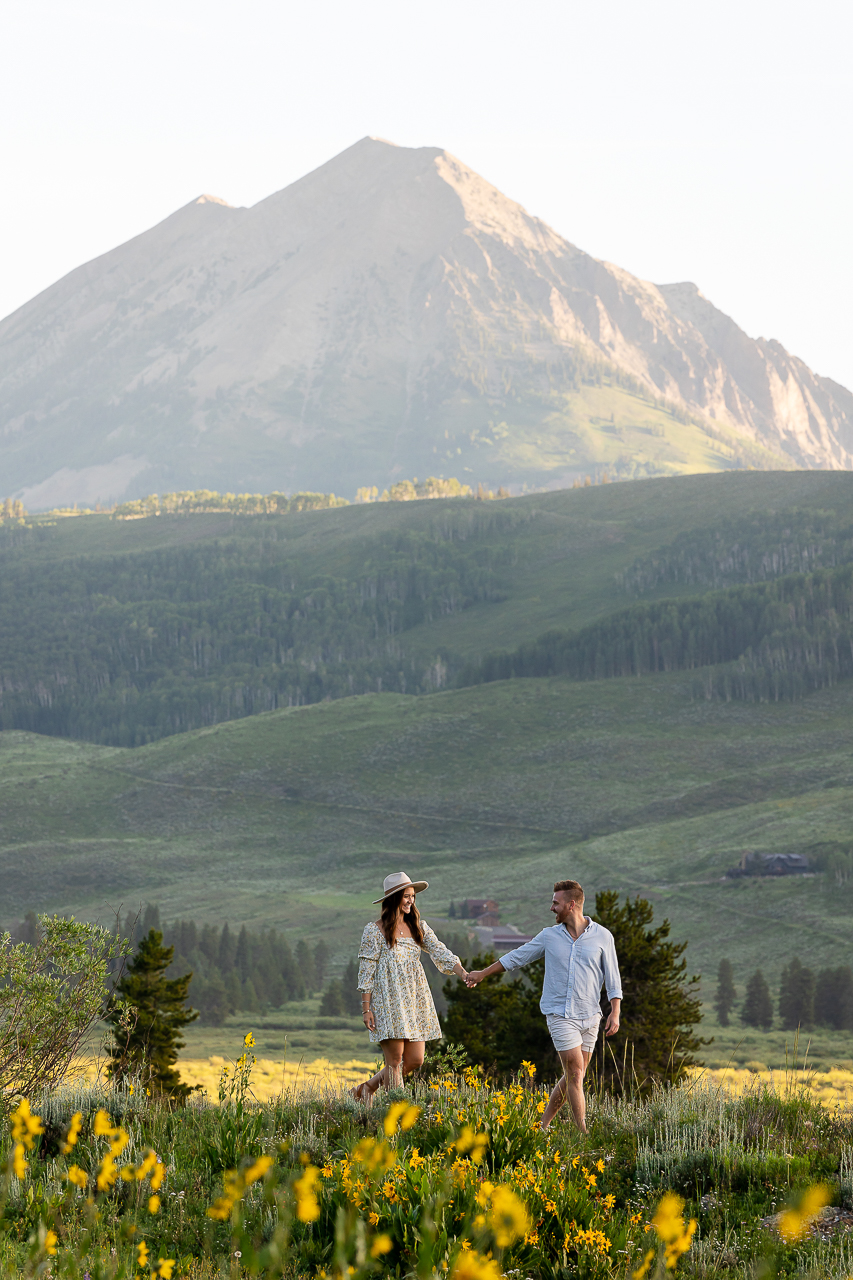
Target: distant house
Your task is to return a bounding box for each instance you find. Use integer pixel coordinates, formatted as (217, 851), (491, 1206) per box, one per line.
(463, 899), (499, 917)
(727, 851), (811, 877)
(472, 923), (535, 954)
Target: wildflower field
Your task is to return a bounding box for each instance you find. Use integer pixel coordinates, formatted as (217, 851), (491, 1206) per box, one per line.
(2, 1041), (853, 1280)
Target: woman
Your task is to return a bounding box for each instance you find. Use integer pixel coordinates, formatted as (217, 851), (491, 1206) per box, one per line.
(352, 871), (468, 1102)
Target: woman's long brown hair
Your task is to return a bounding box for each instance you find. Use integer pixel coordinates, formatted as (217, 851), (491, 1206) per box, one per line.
(379, 888), (425, 948)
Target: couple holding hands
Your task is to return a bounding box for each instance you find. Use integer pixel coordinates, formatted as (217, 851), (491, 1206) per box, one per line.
(352, 871), (622, 1133)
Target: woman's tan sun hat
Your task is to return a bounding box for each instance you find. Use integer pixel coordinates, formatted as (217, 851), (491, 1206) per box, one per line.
(373, 871), (429, 904)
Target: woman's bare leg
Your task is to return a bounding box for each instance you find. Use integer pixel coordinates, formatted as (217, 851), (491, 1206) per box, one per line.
(402, 1041), (425, 1077)
(355, 1040), (423, 1100)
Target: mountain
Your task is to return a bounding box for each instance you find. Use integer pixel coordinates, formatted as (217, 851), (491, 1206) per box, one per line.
(2, 138), (852, 508)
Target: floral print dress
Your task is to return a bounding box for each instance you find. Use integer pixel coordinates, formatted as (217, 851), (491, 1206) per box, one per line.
(357, 920), (458, 1043)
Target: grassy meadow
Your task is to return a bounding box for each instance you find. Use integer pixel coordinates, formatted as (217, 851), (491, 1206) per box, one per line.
(2, 1060), (853, 1278)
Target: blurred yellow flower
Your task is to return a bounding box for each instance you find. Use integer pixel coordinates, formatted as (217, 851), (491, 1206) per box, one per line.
(294, 1164), (321, 1222)
(44, 1229), (58, 1256)
(778, 1184), (831, 1243)
(370, 1233), (393, 1258)
(61, 1112), (83, 1154)
(67, 1165), (88, 1190)
(490, 1184), (530, 1247)
(12, 1143), (28, 1180)
(148, 1195), (161, 1214)
(11, 1099), (43, 1151)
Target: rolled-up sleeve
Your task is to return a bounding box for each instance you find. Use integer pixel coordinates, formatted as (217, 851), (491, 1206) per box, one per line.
(499, 930), (547, 972)
(421, 923), (458, 974)
(357, 924), (382, 992)
(602, 930), (622, 1000)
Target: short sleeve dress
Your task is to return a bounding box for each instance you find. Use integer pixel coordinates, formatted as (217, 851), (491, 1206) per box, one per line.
(357, 920), (459, 1043)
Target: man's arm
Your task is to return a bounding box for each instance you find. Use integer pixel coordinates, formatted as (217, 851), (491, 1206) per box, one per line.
(602, 930), (622, 1036)
(465, 958), (505, 986)
(466, 931), (547, 985)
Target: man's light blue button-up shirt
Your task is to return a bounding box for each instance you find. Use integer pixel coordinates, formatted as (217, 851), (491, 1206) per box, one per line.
(499, 919), (622, 1019)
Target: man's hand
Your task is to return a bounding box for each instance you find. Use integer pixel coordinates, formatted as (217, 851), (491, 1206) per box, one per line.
(465, 970), (486, 987)
(604, 998), (621, 1037)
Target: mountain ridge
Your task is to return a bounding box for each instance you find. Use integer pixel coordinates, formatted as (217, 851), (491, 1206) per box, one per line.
(2, 137), (850, 507)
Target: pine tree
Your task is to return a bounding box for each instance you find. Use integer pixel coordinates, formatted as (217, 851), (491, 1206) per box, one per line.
(741, 970), (773, 1029)
(815, 966), (853, 1030)
(342, 959), (362, 1015)
(778, 958), (816, 1030)
(714, 959), (736, 1026)
(296, 940), (316, 994)
(107, 929), (198, 1100)
(314, 941), (331, 989)
(449, 902), (457, 919)
(218, 922), (235, 970)
(234, 926), (251, 982)
(591, 892), (705, 1091)
(319, 981), (346, 1017)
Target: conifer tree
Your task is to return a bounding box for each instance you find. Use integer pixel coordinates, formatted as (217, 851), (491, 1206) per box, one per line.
(815, 965), (853, 1030)
(778, 958), (816, 1029)
(107, 929), (197, 1099)
(314, 941), (331, 989)
(342, 959), (362, 1015)
(591, 892), (705, 1091)
(319, 981), (346, 1017)
(714, 959), (736, 1026)
(296, 940), (316, 994)
(741, 970), (773, 1029)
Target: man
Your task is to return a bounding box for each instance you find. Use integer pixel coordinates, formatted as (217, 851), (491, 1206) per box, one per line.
(465, 879), (621, 1132)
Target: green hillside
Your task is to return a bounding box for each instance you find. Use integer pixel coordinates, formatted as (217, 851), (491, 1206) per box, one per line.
(5, 470), (853, 744)
(3, 469), (853, 1030)
(3, 667), (853, 994)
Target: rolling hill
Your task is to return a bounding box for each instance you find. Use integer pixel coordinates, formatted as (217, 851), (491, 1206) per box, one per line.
(3, 471), (853, 1001)
(2, 139), (852, 508)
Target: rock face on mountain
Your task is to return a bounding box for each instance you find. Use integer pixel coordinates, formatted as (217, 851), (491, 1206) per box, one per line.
(2, 138), (852, 506)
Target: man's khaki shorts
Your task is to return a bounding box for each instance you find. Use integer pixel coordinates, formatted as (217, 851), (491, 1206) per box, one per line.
(546, 1014), (601, 1054)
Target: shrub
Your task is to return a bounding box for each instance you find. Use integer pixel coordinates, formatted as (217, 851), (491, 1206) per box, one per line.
(0, 914), (121, 1097)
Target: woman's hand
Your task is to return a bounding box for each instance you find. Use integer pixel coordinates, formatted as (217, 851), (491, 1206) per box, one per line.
(362, 1007), (376, 1032)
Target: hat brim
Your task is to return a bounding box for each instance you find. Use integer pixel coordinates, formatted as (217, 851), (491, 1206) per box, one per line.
(372, 879), (429, 905)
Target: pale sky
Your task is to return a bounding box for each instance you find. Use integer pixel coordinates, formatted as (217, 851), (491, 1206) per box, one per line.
(3, 0), (851, 388)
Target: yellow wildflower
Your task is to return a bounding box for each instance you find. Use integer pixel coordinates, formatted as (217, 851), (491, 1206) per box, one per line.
(521, 1060), (537, 1077)
(294, 1164), (321, 1222)
(44, 1229), (58, 1256)
(596, 1158), (605, 1173)
(12, 1143), (28, 1180)
(490, 1184), (530, 1247)
(452, 1249), (505, 1280)
(150, 1160), (165, 1191)
(67, 1165), (88, 1190)
(453, 1126), (489, 1164)
(603, 1193), (616, 1211)
(778, 1184), (831, 1244)
(370, 1234), (393, 1258)
(137, 1241), (149, 1268)
(244, 1032), (255, 1048)
(368, 1211), (380, 1226)
(148, 1195), (161, 1214)
(244, 1155), (273, 1185)
(156, 1260), (175, 1279)
(409, 1147), (426, 1169)
(61, 1112), (83, 1154)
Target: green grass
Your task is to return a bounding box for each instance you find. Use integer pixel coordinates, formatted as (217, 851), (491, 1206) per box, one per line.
(4, 665), (853, 1031)
(3, 1068), (852, 1278)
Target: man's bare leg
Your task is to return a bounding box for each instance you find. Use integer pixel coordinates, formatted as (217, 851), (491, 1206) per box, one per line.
(541, 1047), (591, 1132)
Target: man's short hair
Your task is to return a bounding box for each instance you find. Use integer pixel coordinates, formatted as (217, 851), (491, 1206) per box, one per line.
(553, 879), (584, 904)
